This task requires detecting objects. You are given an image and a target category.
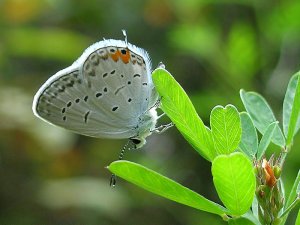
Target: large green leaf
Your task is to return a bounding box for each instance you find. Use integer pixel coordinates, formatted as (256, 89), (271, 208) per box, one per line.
(152, 68), (213, 160)
(239, 112), (258, 158)
(210, 105), (242, 155)
(240, 89), (285, 147)
(212, 152), (256, 216)
(108, 160), (227, 216)
(257, 122), (278, 159)
(283, 72), (300, 146)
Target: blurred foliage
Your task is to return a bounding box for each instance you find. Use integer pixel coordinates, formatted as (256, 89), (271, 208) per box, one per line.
(0, 0), (300, 224)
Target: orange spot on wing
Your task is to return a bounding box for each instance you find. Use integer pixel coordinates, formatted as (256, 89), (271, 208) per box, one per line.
(120, 49), (130, 64)
(110, 51), (120, 62)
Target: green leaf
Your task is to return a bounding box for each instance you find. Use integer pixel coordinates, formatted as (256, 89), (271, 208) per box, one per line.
(240, 89), (285, 147)
(283, 72), (300, 146)
(212, 152), (256, 216)
(152, 68), (213, 160)
(286, 170), (300, 209)
(205, 127), (218, 159)
(296, 209), (300, 225)
(257, 122), (278, 159)
(108, 160), (227, 216)
(280, 170), (300, 225)
(210, 105), (242, 155)
(239, 112), (258, 158)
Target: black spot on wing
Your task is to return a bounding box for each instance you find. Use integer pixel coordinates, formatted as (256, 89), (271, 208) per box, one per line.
(112, 106), (118, 112)
(114, 86), (125, 95)
(84, 111), (90, 123)
(96, 92), (102, 98)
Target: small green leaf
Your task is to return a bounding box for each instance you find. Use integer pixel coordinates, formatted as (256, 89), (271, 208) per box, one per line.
(283, 72), (300, 146)
(212, 152), (256, 216)
(152, 68), (213, 160)
(257, 122), (278, 159)
(239, 112), (258, 158)
(210, 105), (241, 155)
(240, 89), (285, 147)
(108, 160), (227, 215)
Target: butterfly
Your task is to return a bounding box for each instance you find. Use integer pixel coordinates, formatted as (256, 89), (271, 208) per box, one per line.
(32, 33), (171, 154)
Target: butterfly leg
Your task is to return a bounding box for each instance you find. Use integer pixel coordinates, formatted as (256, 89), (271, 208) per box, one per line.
(152, 122), (174, 134)
(157, 112), (165, 119)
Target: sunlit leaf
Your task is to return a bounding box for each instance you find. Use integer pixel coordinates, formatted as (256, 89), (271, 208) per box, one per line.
(239, 112), (258, 158)
(206, 127), (218, 159)
(210, 105), (241, 155)
(283, 72), (300, 146)
(212, 152), (256, 216)
(240, 89), (285, 147)
(152, 68), (213, 160)
(108, 160), (227, 216)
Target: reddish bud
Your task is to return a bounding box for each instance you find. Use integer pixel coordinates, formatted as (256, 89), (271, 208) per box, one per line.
(262, 159), (277, 187)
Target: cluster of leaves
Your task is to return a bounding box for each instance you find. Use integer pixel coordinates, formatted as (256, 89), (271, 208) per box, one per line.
(108, 68), (300, 225)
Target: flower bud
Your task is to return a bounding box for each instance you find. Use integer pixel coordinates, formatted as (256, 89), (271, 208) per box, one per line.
(273, 166), (282, 179)
(262, 159), (277, 187)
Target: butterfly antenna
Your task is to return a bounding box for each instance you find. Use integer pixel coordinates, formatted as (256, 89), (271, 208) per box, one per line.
(122, 29), (128, 46)
(110, 140), (130, 187)
(118, 140), (129, 160)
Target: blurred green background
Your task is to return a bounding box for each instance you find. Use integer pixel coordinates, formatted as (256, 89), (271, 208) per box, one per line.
(1, 0), (300, 224)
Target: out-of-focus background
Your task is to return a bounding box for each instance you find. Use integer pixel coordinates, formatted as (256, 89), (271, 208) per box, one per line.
(1, 0), (299, 224)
